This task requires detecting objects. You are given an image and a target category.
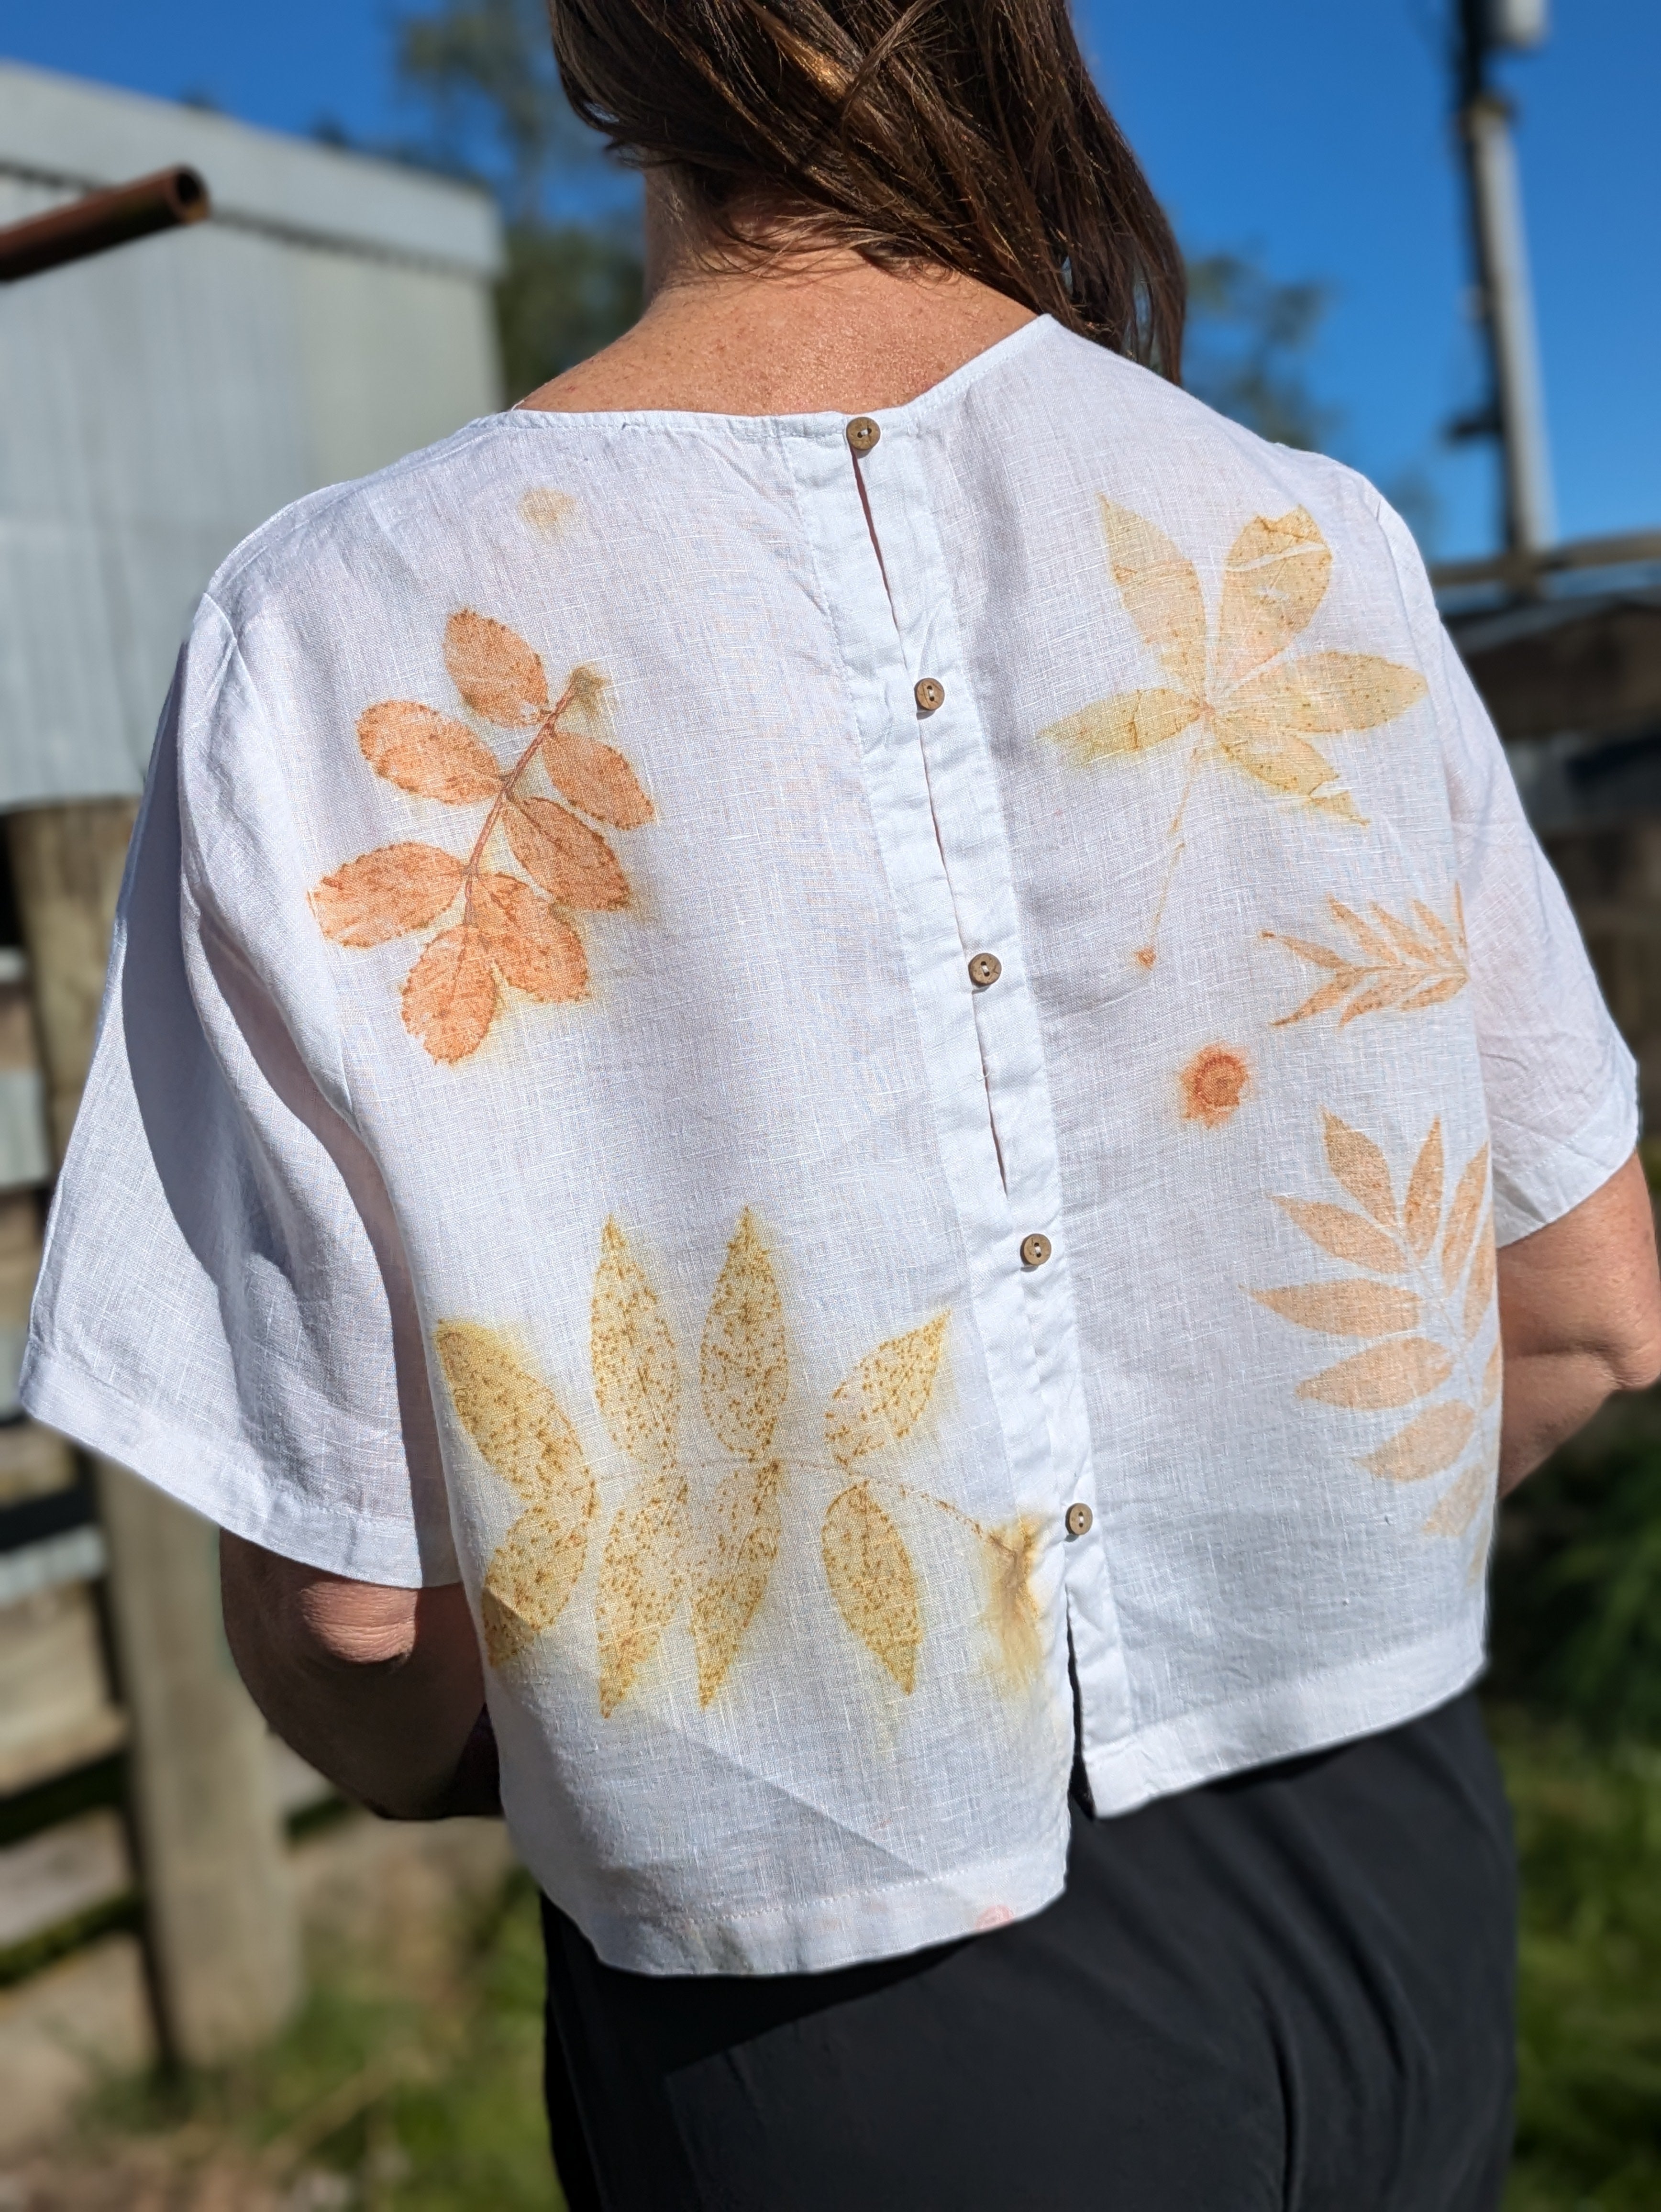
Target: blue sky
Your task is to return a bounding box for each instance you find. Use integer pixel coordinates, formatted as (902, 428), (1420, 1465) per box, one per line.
(1, 0), (1654, 558)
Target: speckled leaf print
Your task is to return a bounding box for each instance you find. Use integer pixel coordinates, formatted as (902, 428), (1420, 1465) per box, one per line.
(1039, 502), (1428, 966)
(821, 1481), (922, 1694)
(1265, 890), (1469, 1027)
(597, 1469), (693, 1718)
(435, 1322), (597, 1670)
(310, 616), (652, 1062)
(825, 1316), (949, 1468)
(701, 1213), (788, 1463)
(1251, 1115), (1500, 1562)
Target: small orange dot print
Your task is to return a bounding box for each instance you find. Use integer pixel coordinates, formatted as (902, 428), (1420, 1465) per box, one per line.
(1180, 1044), (1251, 1128)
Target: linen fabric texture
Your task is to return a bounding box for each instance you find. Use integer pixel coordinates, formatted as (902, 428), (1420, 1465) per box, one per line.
(24, 318), (1634, 1975)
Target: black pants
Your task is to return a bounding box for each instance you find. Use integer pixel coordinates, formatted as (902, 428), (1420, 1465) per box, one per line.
(542, 1691), (1516, 2211)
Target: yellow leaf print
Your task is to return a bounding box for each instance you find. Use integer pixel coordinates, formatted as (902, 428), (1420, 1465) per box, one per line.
(980, 1516), (1046, 1695)
(1040, 501), (1428, 965)
(690, 1459), (783, 1707)
(821, 1481), (922, 1694)
(826, 1315), (949, 1468)
(597, 1469), (691, 1718)
(592, 1218), (681, 1477)
(435, 1322), (598, 1670)
(1265, 892), (1469, 1029)
(1252, 1114), (1500, 1554)
(700, 1212), (788, 1463)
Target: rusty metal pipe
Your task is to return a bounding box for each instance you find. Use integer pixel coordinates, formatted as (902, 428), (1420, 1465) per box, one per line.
(0, 166), (210, 284)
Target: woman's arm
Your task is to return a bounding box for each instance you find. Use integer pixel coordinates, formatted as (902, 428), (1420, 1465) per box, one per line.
(219, 1534), (498, 1818)
(1497, 1150), (1661, 1495)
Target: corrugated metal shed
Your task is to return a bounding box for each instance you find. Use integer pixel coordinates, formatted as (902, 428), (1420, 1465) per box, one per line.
(0, 61), (504, 807)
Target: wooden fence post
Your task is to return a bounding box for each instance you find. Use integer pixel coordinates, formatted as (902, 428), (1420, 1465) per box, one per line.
(7, 798), (302, 2064)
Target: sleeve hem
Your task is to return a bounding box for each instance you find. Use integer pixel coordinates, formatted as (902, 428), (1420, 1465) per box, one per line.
(1491, 1073), (1640, 1248)
(19, 1342), (459, 1590)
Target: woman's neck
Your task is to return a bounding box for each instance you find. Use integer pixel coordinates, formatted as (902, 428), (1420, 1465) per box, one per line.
(517, 174), (1034, 418)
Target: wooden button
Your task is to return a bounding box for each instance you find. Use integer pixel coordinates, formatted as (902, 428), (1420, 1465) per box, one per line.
(846, 416), (880, 454)
(1064, 1502), (1094, 1539)
(914, 676), (944, 714)
(1020, 1233), (1052, 1269)
(968, 952), (1002, 989)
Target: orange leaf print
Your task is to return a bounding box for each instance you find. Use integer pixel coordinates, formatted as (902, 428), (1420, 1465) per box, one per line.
(1297, 1337), (1453, 1410)
(1043, 688), (1199, 764)
(472, 873), (588, 1002)
(822, 1481), (922, 1694)
(1253, 1282), (1422, 1336)
(401, 924), (496, 1062)
(1422, 1462), (1490, 1538)
(505, 796), (630, 911)
(1224, 653), (1428, 738)
(1361, 1400), (1477, 1483)
(1273, 1199), (1403, 1275)
(1404, 1121), (1445, 1259)
(1216, 509), (1331, 686)
(1322, 1114), (1398, 1229)
(1442, 1145), (1491, 1290)
(1266, 896), (1467, 1030)
(690, 1458), (783, 1706)
(699, 1212), (787, 1463)
(357, 701), (502, 804)
(541, 668), (654, 829)
(1213, 725), (1352, 811)
(826, 1316), (949, 1468)
(1462, 1219), (1497, 1343)
(596, 1470), (691, 1717)
(311, 843), (463, 947)
(444, 610), (549, 727)
(1482, 1341), (1503, 1409)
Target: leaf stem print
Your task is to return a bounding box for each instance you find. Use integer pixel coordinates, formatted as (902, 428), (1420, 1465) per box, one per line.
(1041, 502), (1429, 968)
(311, 613), (653, 1063)
(1264, 889), (1469, 1027)
(1250, 1113), (1500, 1569)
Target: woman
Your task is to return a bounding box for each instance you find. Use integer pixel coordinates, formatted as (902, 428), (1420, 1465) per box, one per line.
(26, 3), (1661, 2206)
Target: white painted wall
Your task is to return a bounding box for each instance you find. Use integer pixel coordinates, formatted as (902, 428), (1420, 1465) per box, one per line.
(0, 63), (504, 807)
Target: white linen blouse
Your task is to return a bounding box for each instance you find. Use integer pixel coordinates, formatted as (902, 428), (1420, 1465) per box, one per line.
(24, 316), (1634, 1975)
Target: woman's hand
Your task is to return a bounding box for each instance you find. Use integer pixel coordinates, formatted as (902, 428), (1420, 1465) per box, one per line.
(1497, 1150), (1661, 1494)
(219, 1535), (497, 1819)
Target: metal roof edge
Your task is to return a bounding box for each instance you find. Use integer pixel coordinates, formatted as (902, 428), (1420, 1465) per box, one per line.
(0, 60), (502, 278)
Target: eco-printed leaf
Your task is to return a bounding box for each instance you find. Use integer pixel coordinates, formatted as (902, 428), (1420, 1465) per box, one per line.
(980, 1517), (1045, 1695)
(1404, 1121), (1445, 1260)
(519, 486), (576, 537)
(444, 609), (550, 727)
(1213, 724), (1348, 807)
(1360, 1400), (1477, 1484)
(826, 1315), (949, 1468)
(1097, 498), (1209, 696)
(1273, 1198), (1404, 1275)
(1274, 974), (1365, 1027)
(471, 873), (588, 1002)
(505, 796), (630, 911)
(1328, 900), (1401, 965)
(357, 701), (503, 804)
(690, 1459), (783, 1706)
(1296, 1337), (1453, 1410)
(591, 1218), (680, 1476)
(1397, 976), (1467, 1012)
(1223, 652), (1429, 737)
(596, 1470), (690, 1716)
(821, 1481), (921, 1693)
(1422, 1462), (1490, 1538)
(1441, 1144), (1491, 1290)
(436, 1321), (594, 1511)
(1368, 906), (1436, 962)
(1040, 688), (1200, 763)
(1462, 1219), (1497, 1342)
(1216, 508), (1331, 686)
(402, 923), (497, 1062)
(482, 1508), (591, 1670)
(700, 1212), (787, 1462)
(542, 669), (654, 829)
(1481, 1341), (1502, 1409)
(312, 843), (463, 946)
(1252, 1282), (1421, 1336)
(1323, 1113), (1398, 1228)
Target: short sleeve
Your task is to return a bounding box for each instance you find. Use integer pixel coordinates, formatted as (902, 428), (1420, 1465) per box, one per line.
(21, 597), (456, 1586)
(1376, 497), (1639, 1246)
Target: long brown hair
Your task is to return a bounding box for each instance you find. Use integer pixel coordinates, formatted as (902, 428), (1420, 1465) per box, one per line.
(546, 0), (1185, 375)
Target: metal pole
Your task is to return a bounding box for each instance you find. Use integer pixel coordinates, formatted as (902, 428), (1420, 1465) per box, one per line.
(1454, 0), (1557, 560)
